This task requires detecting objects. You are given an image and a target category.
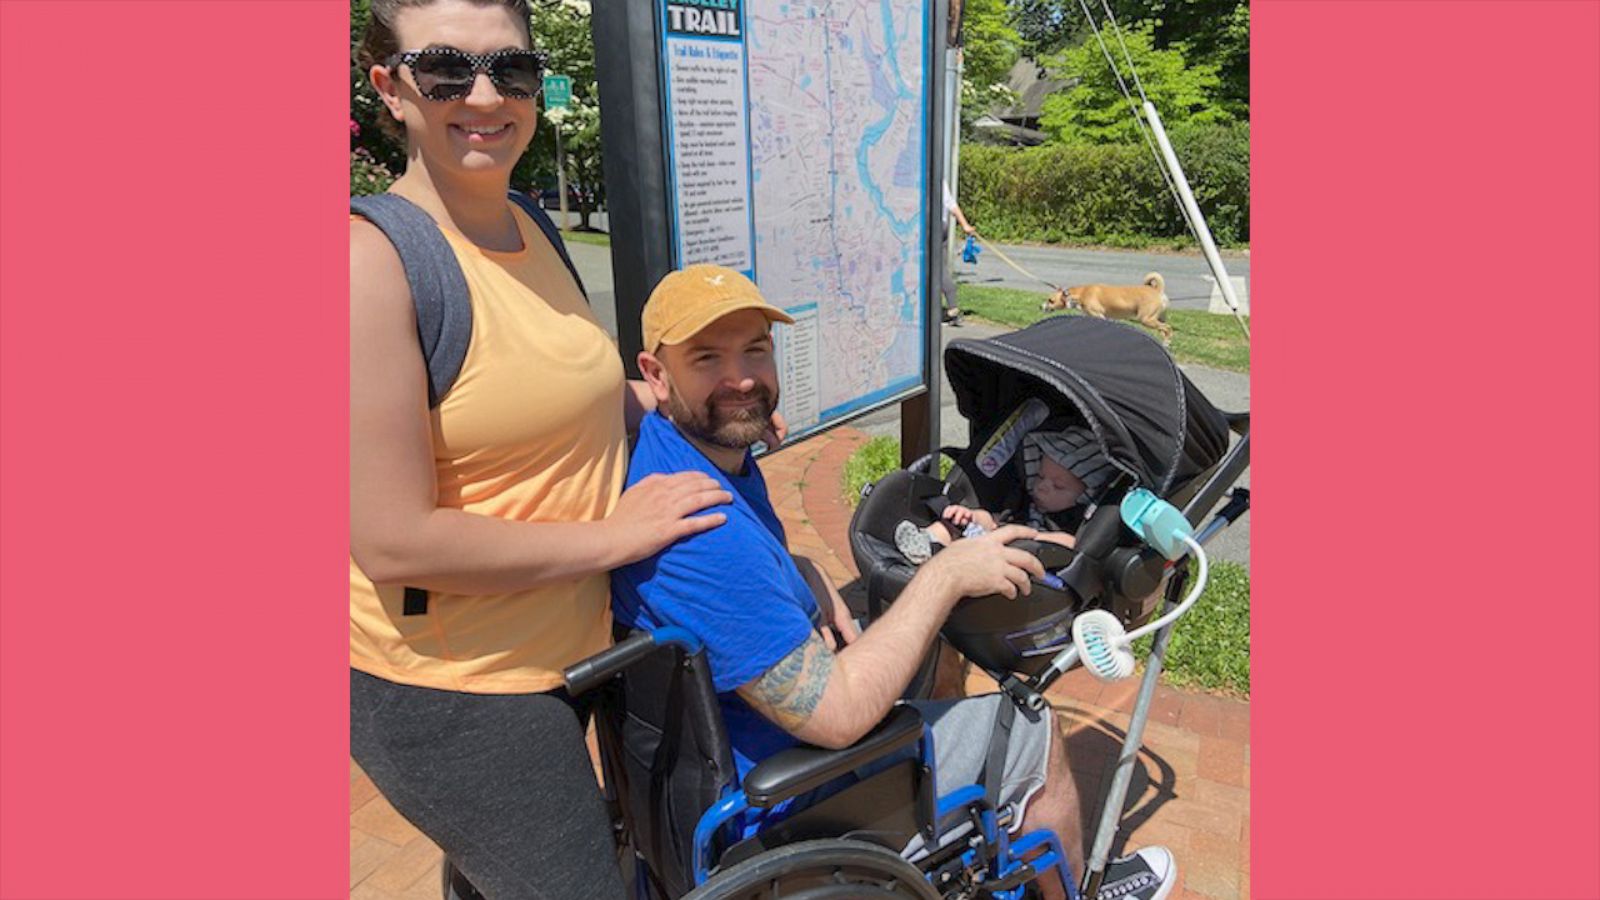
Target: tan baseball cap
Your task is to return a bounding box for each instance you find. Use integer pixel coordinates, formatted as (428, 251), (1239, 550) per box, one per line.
(642, 264), (795, 352)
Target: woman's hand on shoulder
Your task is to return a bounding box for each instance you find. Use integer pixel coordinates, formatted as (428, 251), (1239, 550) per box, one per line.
(605, 472), (733, 565)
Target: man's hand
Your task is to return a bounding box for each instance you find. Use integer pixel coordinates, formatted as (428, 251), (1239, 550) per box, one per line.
(742, 527), (1044, 751)
(760, 409), (790, 449)
(820, 599), (861, 651)
(918, 524), (1044, 601)
(831, 602), (861, 644)
(794, 553), (860, 651)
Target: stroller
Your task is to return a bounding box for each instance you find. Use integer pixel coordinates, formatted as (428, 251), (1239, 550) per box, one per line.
(849, 314), (1251, 895)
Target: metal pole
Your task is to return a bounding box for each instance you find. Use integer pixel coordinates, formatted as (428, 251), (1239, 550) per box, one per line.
(901, 0), (948, 468)
(590, 0), (673, 378)
(943, 46), (961, 266)
(555, 125), (571, 232)
(1142, 101), (1242, 315)
(1081, 570), (1186, 898)
(1079, 429), (1250, 893)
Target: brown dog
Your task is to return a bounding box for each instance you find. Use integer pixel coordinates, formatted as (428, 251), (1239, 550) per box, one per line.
(1043, 272), (1172, 345)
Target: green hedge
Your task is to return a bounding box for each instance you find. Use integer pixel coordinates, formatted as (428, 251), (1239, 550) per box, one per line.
(960, 122), (1249, 247)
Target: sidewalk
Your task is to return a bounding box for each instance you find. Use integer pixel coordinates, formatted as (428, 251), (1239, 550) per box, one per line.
(352, 427), (1250, 900)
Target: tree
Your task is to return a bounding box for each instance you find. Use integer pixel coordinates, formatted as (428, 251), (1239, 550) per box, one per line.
(523, 0), (605, 229)
(1012, 0), (1247, 120)
(1038, 22), (1226, 144)
(959, 0), (1022, 129)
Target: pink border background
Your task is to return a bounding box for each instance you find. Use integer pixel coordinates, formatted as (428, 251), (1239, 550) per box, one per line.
(1, 0), (1596, 897)
(1, 2), (350, 896)
(1252, 2), (1599, 896)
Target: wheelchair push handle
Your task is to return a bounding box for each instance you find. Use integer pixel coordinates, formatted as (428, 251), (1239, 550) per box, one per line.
(563, 627), (703, 695)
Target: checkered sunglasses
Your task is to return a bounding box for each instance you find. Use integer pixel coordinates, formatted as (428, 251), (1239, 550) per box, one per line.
(386, 47), (547, 101)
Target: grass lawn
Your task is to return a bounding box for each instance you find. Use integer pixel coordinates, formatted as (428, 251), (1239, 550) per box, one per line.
(559, 229), (611, 247)
(841, 435), (1250, 696)
(841, 436), (951, 506)
(1131, 559), (1250, 696)
(956, 285), (1250, 374)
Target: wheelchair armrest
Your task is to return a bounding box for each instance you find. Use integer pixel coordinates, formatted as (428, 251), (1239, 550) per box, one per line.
(742, 705), (924, 808)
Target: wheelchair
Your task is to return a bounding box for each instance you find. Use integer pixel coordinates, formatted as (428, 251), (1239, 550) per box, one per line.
(550, 625), (1080, 900)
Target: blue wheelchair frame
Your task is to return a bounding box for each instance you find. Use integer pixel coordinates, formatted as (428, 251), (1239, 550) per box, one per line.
(628, 628), (1078, 900)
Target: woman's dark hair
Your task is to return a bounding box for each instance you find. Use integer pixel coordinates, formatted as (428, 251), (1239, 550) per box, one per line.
(355, 0), (534, 137)
(356, 0), (532, 70)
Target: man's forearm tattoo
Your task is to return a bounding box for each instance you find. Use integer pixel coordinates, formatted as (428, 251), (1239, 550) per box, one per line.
(746, 632), (835, 731)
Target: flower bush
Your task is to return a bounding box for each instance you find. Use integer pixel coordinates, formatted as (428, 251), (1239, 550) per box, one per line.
(350, 147), (396, 196)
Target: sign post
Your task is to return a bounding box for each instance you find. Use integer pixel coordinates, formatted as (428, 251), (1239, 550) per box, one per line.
(543, 74), (574, 230)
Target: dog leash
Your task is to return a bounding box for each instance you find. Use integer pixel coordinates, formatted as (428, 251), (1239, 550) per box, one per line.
(970, 234), (1065, 294)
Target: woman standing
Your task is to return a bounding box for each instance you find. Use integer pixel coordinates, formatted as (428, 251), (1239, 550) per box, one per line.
(349, 1), (735, 895)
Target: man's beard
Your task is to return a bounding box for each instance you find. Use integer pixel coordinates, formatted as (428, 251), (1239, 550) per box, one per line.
(665, 381), (779, 450)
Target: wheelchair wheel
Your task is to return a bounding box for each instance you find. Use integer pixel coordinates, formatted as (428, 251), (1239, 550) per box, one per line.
(683, 838), (940, 900)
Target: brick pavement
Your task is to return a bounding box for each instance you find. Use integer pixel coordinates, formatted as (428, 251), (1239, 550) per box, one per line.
(352, 426), (1250, 899)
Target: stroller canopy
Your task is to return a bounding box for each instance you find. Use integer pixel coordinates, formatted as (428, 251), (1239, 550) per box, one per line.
(945, 316), (1231, 497)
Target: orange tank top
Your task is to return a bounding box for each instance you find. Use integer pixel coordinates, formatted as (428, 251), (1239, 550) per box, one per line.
(350, 204), (626, 693)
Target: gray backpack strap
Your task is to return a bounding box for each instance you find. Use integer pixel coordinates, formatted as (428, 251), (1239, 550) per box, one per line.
(353, 193), (474, 618)
(507, 191), (588, 300)
(350, 193), (472, 409)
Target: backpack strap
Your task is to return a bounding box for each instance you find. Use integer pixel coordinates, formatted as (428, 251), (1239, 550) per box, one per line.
(353, 193), (471, 620)
(507, 191), (588, 300)
(350, 193), (473, 410)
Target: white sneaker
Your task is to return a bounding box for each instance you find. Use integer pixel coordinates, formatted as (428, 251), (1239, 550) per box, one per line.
(1095, 846), (1175, 900)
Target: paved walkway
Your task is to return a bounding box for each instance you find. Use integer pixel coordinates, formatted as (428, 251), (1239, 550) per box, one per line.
(352, 428), (1250, 900)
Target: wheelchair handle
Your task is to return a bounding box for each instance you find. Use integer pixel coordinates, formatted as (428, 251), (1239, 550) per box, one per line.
(563, 627), (702, 696)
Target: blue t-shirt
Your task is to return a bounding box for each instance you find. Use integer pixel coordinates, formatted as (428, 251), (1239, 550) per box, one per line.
(612, 412), (820, 790)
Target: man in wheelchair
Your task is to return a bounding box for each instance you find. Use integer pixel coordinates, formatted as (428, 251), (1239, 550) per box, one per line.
(609, 265), (1174, 900)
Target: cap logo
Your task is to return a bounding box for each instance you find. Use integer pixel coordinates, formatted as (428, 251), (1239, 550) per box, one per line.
(705, 274), (726, 286)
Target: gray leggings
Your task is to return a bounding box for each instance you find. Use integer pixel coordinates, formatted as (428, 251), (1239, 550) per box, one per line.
(351, 669), (626, 899)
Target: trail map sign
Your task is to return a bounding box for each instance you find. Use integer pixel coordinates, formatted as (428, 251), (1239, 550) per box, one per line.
(595, 0), (944, 443)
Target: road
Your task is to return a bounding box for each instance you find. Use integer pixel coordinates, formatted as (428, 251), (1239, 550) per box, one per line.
(955, 241), (1250, 314)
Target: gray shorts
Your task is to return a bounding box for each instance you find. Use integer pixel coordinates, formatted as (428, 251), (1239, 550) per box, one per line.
(900, 693), (1053, 857)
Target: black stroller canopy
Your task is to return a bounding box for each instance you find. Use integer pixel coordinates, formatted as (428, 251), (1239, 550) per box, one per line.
(945, 316), (1231, 496)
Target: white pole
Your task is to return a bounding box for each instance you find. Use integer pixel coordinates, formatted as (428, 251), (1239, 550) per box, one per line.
(943, 46), (962, 264)
(950, 49), (963, 217)
(1143, 101), (1242, 315)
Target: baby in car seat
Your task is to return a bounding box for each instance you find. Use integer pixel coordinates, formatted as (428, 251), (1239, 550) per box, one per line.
(894, 424), (1116, 565)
